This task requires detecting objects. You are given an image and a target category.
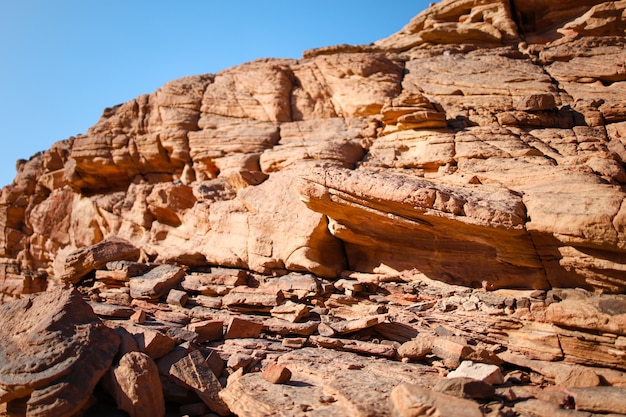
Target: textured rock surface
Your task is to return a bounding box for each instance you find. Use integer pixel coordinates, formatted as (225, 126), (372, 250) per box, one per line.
(0, 287), (120, 416)
(1, 1), (626, 416)
(1, 0), (625, 295)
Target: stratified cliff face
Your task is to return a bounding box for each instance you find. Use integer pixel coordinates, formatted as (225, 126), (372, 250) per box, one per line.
(1, 0), (626, 296)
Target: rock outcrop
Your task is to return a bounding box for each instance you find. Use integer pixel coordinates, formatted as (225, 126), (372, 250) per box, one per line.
(1, 0), (626, 416)
(2, 1), (626, 295)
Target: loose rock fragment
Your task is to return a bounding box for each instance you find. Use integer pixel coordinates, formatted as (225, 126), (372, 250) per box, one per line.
(262, 364), (292, 384)
(109, 351), (165, 417)
(169, 350), (230, 416)
(447, 361), (504, 385)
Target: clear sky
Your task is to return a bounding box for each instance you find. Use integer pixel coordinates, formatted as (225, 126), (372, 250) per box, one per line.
(0, 1), (431, 188)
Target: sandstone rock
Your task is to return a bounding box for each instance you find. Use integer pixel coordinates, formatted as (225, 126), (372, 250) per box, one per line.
(109, 351), (165, 417)
(225, 316), (263, 339)
(129, 264), (186, 301)
(262, 364), (292, 384)
(262, 318), (319, 336)
(0, 288), (120, 416)
(227, 353), (253, 371)
(61, 236), (140, 284)
(2, 3), (626, 414)
(130, 309), (146, 324)
(170, 350), (230, 416)
(186, 319), (224, 343)
(568, 386), (626, 414)
(432, 337), (475, 368)
(166, 288), (188, 307)
(514, 399), (593, 417)
(125, 325), (176, 360)
(270, 300), (309, 323)
(447, 361), (504, 385)
(397, 337), (434, 361)
(310, 335), (397, 358)
(89, 301), (135, 318)
(433, 377), (495, 400)
(389, 383), (483, 417)
(153, 309), (191, 325)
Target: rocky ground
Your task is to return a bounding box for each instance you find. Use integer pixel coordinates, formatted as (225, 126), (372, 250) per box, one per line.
(1, 238), (625, 416)
(1, 0), (626, 415)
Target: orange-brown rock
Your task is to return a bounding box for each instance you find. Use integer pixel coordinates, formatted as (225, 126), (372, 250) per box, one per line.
(0, 288), (120, 416)
(0, 0), (625, 309)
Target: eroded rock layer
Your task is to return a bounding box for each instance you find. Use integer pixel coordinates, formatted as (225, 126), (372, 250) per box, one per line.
(1, 0), (626, 298)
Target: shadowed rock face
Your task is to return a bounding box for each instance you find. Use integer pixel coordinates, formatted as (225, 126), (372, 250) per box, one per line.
(1, 0), (626, 294)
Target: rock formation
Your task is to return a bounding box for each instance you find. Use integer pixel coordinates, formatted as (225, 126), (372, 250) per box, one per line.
(0, 0), (626, 416)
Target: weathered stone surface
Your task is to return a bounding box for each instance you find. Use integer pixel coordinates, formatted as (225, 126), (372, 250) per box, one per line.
(311, 335), (397, 358)
(2, 3), (626, 415)
(433, 377), (495, 400)
(129, 264), (186, 301)
(225, 317), (263, 339)
(262, 364), (292, 385)
(397, 337), (433, 361)
(568, 386), (626, 414)
(0, 288), (120, 416)
(447, 361), (504, 384)
(389, 383), (484, 417)
(109, 351), (165, 417)
(186, 320), (224, 343)
(169, 350), (230, 416)
(61, 236), (140, 284)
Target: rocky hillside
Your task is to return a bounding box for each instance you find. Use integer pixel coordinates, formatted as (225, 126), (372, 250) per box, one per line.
(0, 0), (626, 416)
(1, 0), (626, 296)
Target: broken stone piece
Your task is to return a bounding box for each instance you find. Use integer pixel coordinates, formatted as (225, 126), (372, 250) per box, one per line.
(166, 288), (188, 307)
(225, 317), (263, 339)
(169, 350), (230, 416)
(270, 301), (309, 322)
(390, 383), (483, 417)
(433, 377), (495, 400)
(62, 236), (140, 284)
(262, 364), (292, 384)
(310, 335), (397, 358)
(222, 285), (284, 312)
(187, 320), (224, 343)
(0, 288), (120, 416)
(397, 337), (433, 361)
(130, 264), (186, 301)
(447, 361), (504, 385)
(109, 351), (165, 417)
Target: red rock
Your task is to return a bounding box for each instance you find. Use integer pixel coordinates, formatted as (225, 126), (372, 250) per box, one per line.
(126, 325), (176, 359)
(109, 352), (165, 417)
(61, 237), (140, 284)
(225, 317), (263, 339)
(186, 319), (224, 343)
(262, 364), (292, 384)
(447, 361), (504, 385)
(169, 350), (230, 416)
(0, 288), (120, 416)
(390, 384), (483, 417)
(130, 309), (146, 324)
(166, 288), (189, 307)
(129, 264), (186, 301)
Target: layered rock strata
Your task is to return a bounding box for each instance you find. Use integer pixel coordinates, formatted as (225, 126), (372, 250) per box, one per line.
(1, 1), (626, 414)
(1, 1), (625, 295)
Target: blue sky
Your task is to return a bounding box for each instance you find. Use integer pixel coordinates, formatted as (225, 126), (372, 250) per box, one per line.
(0, 1), (430, 187)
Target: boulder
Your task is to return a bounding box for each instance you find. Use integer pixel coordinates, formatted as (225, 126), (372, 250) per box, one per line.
(61, 237), (140, 284)
(0, 288), (120, 416)
(129, 264), (186, 301)
(109, 352), (165, 417)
